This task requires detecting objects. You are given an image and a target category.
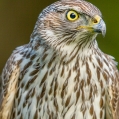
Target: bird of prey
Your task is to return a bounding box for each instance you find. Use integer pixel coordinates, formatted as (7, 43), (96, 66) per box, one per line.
(0, 0), (119, 119)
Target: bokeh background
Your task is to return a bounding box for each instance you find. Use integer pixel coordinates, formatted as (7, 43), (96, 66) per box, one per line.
(0, 0), (119, 74)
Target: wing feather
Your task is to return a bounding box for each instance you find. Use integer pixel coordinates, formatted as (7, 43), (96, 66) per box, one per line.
(105, 55), (119, 119)
(0, 45), (26, 119)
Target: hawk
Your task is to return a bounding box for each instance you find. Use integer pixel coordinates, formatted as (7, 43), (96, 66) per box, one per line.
(0, 0), (119, 119)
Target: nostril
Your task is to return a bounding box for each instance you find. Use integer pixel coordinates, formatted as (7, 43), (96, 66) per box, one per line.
(92, 15), (101, 24)
(93, 18), (98, 24)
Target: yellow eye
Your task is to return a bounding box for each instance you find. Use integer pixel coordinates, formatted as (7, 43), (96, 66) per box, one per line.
(66, 10), (79, 22)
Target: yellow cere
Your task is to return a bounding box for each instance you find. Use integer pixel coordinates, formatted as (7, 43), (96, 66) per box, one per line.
(92, 15), (101, 24)
(66, 10), (79, 22)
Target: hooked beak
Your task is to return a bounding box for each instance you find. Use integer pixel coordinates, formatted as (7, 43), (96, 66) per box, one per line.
(93, 16), (106, 36)
(77, 15), (106, 37)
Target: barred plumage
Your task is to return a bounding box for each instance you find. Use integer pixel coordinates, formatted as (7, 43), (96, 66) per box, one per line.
(0, 0), (119, 119)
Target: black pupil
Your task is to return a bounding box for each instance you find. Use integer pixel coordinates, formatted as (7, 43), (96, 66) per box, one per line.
(70, 13), (76, 19)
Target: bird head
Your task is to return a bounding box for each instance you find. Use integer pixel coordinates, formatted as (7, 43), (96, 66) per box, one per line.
(33, 0), (106, 49)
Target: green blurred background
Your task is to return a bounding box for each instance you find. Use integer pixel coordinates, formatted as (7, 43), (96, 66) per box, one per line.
(0, 0), (119, 74)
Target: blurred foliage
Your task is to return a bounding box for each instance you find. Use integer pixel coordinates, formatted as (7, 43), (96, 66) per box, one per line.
(0, 0), (119, 74)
